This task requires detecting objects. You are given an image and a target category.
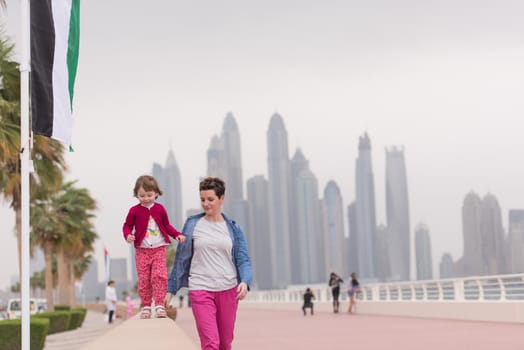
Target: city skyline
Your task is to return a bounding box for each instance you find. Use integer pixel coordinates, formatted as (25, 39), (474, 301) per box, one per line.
(2, 0), (524, 288)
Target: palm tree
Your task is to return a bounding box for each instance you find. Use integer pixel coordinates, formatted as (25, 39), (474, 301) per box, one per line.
(0, 31), (68, 280)
(31, 181), (98, 308)
(56, 182), (97, 303)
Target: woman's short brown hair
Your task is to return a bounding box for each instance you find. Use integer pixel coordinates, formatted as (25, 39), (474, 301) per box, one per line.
(199, 177), (226, 197)
(133, 175), (163, 197)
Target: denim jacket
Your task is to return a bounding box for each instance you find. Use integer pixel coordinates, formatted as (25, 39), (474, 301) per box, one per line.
(167, 212), (253, 295)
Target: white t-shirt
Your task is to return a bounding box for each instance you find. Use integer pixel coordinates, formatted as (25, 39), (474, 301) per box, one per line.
(139, 203), (168, 248)
(189, 218), (237, 291)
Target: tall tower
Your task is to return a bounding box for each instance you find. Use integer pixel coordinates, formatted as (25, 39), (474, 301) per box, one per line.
(152, 148), (183, 229)
(246, 175), (272, 289)
(206, 135), (226, 180)
(221, 113), (244, 212)
(290, 148), (309, 283)
(415, 223), (433, 280)
(460, 191), (483, 276)
(294, 164), (323, 283)
(481, 194), (506, 274)
(385, 146), (411, 281)
(376, 223), (391, 281)
(439, 253), (455, 279)
(267, 113), (292, 288)
(354, 133), (378, 280)
(508, 209), (524, 273)
(206, 113), (248, 229)
(322, 180), (346, 278)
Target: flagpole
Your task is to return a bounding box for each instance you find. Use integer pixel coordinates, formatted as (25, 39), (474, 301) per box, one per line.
(20, 0), (31, 349)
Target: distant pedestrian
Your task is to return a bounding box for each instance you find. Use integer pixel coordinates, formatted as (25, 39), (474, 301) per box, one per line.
(328, 272), (344, 313)
(123, 175), (186, 319)
(125, 296), (135, 319)
(347, 272), (361, 314)
(105, 280), (117, 324)
(302, 288), (315, 316)
(179, 294), (184, 308)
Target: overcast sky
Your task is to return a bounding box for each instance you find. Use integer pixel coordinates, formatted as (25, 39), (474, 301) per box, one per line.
(1, 0), (524, 289)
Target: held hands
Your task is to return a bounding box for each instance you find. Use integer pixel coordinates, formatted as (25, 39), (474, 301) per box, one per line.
(126, 234), (135, 243)
(164, 292), (173, 309)
(176, 235), (186, 243)
(237, 282), (248, 300)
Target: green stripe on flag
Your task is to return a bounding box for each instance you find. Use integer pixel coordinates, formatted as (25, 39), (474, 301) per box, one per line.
(67, 0), (80, 108)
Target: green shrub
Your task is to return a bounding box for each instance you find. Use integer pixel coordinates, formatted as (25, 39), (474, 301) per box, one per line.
(33, 311), (71, 334)
(53, 305), (71, 311)
(68, 310), (83, 330)
(0, 318), (49, 350)
(72, 307), (87, 327)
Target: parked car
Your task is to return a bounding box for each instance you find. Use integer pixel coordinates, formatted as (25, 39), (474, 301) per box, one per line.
(6, 298), (39, 319)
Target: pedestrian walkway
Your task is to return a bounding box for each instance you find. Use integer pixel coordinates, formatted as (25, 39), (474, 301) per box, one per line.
(176, 303), (524, 350)
(44, 311), (122, 350)
(43, 304), (524, 350)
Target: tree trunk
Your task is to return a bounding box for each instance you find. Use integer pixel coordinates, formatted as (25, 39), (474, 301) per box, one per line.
(43, 242), (55, 311)
(68, 260), (76, 306)
(55, 245), (70, 305)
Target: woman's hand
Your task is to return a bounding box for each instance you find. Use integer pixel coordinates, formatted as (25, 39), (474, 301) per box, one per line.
(237, 282), (248, 300)
(164, 292), (173, 308)
(176, 235), (186, 243)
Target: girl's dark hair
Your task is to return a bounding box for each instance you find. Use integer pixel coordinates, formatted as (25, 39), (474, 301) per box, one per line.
(133, 175), (162, 197)
(199, 177), (226, 197)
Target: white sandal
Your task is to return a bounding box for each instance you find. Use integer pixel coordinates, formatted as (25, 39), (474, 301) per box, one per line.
(155, 305), (167, 318)
(140, 306), (151, 319)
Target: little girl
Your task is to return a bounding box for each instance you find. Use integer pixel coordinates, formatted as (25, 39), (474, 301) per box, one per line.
(123, 175), (185, 319)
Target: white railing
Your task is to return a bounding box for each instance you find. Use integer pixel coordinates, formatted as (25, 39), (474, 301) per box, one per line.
(246, 273), (524, 303)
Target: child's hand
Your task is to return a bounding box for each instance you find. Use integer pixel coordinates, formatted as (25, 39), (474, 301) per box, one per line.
(126, 234), (135, 243)
(176, 235), (186, 243)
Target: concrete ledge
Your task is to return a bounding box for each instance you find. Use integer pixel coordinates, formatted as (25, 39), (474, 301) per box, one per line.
(79, 314), (199, 350)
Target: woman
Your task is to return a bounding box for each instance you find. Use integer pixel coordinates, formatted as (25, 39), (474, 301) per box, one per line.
(165, 177), (253, 350)
(328, 272), (343, 313)
(347, 272), (361, 314)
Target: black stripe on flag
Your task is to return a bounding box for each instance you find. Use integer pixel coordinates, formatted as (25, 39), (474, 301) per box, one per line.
(30, 0), (55, 137)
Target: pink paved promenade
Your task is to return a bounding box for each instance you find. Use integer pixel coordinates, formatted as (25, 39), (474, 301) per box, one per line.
(176, 304), (524, 350)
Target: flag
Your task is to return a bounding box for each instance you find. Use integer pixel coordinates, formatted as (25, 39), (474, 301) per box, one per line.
(104, 247), (111, 281)
(30, 0), (80, 145)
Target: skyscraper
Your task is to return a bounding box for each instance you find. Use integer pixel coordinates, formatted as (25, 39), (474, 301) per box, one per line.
(415, 223), (433, 280)
(385, 146), (411, 281)
(459, 191), (506, 277)
(354, 133), (378, 280)
(290, 148), (309, 283)
(508, 209), (524, 273)
(206, 134), (226, 180)
(375, 223), (391, 281)
(294, 165), (323, 283)
(267, 113), (292, 288)
(152, 149), (183, 229)
(322, 180), (346, 278)
(439, 253), (455, 279)
(246, 175), (272, 289)
(221, 113), (244, 209)
(206, 113), (248, 229)
(480, 193), (506, 274)
(459, 191), (483, 276)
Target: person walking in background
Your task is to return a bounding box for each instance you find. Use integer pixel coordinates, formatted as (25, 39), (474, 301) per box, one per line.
(165, 177), (253, 350)
(302, 288), (315, 316)
(328, 272), (344, 313)
(125, 296), (135, 319)
(123, 175), (186, 319)
(348, 272), (361, 314)
(105, 280), (117, 324)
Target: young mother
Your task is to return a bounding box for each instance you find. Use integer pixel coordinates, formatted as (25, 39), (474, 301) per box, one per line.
(165, 177), (253, 350)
